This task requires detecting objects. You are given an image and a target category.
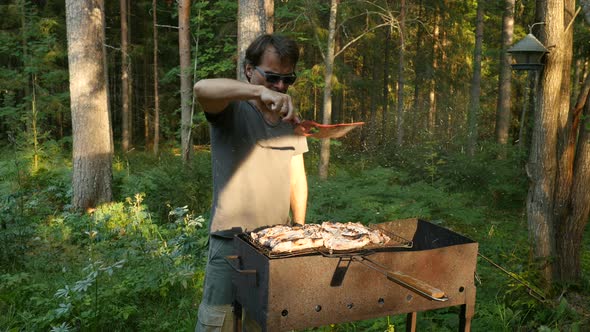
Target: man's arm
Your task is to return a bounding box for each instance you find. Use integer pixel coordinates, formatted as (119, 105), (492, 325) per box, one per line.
(193, 78), (263, 114)
(193, 78), (297, 121)
(290, 153), (307, 225)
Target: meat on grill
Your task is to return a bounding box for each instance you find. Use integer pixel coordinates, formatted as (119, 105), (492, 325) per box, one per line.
(250, 222), (391, 253)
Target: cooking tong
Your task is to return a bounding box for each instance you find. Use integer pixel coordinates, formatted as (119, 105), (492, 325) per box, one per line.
(322, 251), (448, 302)
(294, 120), (364, 139)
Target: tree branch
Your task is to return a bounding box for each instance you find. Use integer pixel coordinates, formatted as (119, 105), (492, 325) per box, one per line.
(334, 22), (390, 58)
(155, 24), (178, 29)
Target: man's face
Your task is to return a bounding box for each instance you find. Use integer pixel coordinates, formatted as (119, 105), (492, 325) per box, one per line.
(247, 46), (296, 94)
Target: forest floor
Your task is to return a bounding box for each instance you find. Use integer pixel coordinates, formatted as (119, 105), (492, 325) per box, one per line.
(0, 147), (589, 331)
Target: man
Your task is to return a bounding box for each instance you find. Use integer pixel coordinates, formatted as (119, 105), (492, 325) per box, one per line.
(193, 34), (308, 331)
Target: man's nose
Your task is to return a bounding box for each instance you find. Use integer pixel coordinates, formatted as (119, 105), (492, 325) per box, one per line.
(274, 79), (287, 92)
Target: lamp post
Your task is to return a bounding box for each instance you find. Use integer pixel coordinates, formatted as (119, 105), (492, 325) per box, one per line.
(507, 24), (549, 150)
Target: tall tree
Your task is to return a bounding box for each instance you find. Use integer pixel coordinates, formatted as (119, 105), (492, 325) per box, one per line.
(20, 0), (30, 117)
(65, 0), (113, 210)
(318, 0), (338, 180)
(428, 7), (441, 133)
(382, 28), (391, 141)
(120, 0), (131, 153)
(527, 0), (590, 285)
(237, 0), (274, 82)
(495, 0), (515, 147)
(153, 0), (160, 156)
(395, 0), (406, 147)
(466, 0), (484, 156)
(527, 0), (565, 285)
(179, 0), (192, 162)
(313, 0), (389, 178)
(553, 0), (590, 283)
(412, 0), (425, 136)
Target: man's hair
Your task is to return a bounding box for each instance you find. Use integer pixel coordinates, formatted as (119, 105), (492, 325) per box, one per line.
(244, 34), (299, 69)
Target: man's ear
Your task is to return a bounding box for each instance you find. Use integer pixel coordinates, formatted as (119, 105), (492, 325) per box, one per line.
(245, 65), (253, 81)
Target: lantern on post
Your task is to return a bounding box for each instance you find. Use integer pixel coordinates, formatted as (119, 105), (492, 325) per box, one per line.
(507, 29), (549, 70)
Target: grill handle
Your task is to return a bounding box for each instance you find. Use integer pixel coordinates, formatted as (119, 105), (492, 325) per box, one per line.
(225, 255), (258, 287)
(354, 256), (448, 302)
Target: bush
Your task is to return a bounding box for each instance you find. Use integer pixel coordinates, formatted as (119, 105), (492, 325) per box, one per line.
(307, 166), (486, 226)
(1, 195), (208, 331)
(115, 151), (212, 222)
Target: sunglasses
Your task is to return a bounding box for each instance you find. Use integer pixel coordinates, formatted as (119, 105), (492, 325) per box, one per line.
(255, 66), (297, 85)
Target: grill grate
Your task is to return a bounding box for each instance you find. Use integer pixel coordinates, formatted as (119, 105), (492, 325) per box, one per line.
(239, 223), (413, 259)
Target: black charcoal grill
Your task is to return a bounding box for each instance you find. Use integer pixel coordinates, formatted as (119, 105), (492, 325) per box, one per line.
(227, 218), (478, 332)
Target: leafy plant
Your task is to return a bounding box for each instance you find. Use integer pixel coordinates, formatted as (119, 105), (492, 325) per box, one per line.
(115, 151), (212, 222)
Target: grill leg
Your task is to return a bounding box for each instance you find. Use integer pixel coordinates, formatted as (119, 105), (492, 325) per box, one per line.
(233, 302), (242, 332)
(459, 303), (474, 332)
(459, 286), (476, 332)
(406, 312), (417, 332)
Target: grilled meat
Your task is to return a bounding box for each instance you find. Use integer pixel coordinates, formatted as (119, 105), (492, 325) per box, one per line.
(250, 222), (391, 253)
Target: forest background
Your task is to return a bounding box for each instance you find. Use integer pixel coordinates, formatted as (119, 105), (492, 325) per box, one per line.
(1, 0), (589, 331)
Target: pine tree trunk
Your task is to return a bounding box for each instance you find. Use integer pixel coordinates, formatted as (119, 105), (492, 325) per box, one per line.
(153, 0), (160, 156)
(359, 55), (368, 150)
(553, 11), (575, 212)
(237, 0), (273, 81)
(572, 58), (583, 99)
(495, 0), (515, 147)
(31, 75), (39, 172)
(318, 0), (338, 180)
(555, 75), (590, 281)
(527, 0), (565, 285)
(179, 0), (192, 163)
(467, 0), (483, 156)
(395, 0), (406, 147)
(412, 0), (424, 134)
(556, 105), (590, 281)
(368, 49), (378, 150)
(66, 0), (113, 211)
(554, 0), (589, 282)
(143, 50), (150, 150)
(264, 0), (274, 34)
(121, 0), (130, 153)
(20, 0), (30, 119)
(428, 9), (440, 133)
(382, 28), (391, 141)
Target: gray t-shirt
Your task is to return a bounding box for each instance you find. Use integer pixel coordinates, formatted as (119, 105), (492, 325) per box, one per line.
(206, 100), (308, 236)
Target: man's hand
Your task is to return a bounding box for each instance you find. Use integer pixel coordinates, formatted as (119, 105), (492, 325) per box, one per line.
(260, 88), (298, 123)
